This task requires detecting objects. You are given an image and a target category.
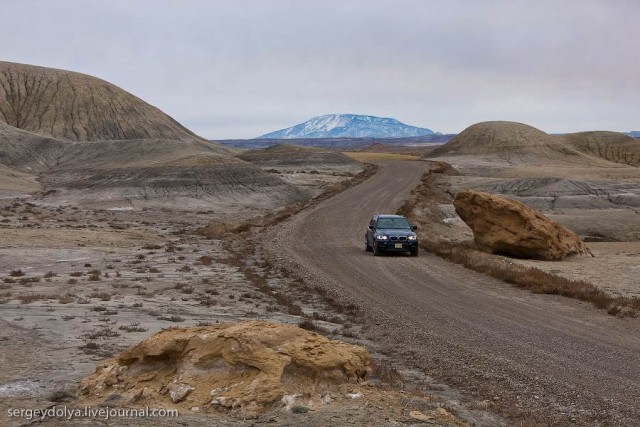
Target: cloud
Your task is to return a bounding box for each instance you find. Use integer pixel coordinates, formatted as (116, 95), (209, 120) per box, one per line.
(1, 0), (638, 138)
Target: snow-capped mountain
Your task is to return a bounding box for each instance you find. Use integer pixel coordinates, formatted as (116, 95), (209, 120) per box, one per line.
(627, 131), (640, 138)
(258, 114), (438, 139)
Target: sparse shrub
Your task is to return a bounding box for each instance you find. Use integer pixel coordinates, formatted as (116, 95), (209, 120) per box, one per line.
(69, 271), (83, 277)
(9, 269), (25, 277)
(17, 293), (53, 304)
(119, 323), (148, 333)
(197, 295), (216, 307)
(298, 318), (328, 334)
(89, 291), (111, 301)
(82, 328), (119, 340)
(58, 294), (75, 304)
(19, 277), (40, 286)
(177, 265), (192, 272)
(44, 271), (57, 278)
(371, 361), (404, 388)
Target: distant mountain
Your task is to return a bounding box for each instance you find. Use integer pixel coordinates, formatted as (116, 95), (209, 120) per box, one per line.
(258, 114), (438, 139)
(627, 131), (640, 138)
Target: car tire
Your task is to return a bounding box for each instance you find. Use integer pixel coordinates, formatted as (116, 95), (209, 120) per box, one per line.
(373, 244), (381, 256)
(365, 238), (372, 252)
(410, 249), (418, 257)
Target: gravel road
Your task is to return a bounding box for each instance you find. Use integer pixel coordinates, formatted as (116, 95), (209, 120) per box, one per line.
(266, 160), (640, 426)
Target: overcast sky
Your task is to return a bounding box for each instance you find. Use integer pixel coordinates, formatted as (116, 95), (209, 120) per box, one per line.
(1, 0), (638, 138)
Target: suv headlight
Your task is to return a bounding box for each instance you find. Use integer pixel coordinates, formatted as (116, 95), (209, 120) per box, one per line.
(376, 235), (388, 240)
(408, 235), (417, 241)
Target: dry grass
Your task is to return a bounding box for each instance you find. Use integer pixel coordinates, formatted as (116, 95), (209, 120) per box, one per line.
(17, 293), (54, 304)
(371, 360), (404, 389)
(342, 152), (421, 162)
(119, 323), (148, 333)
(298, 318), (329, 334)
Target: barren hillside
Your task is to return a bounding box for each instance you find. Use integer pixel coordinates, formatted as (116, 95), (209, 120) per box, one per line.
(429, 121), (588, 163)
(0, 61), (217, 145)
(561, 131), (640, 167)
(0, 63), (310, 213)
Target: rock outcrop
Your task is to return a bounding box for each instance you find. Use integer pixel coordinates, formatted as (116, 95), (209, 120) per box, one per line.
(453, 189), (592, 260)
(78, 321), (371, 413)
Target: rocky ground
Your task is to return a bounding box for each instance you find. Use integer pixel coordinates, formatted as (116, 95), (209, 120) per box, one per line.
(0, 169), (482, 426)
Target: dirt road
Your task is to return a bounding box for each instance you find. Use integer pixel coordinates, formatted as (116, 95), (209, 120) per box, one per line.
(267, 161), (640, 425)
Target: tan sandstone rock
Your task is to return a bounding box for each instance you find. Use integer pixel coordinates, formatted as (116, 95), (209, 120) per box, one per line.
(78, 321), (371, 413)
(453, 189), (592, 260)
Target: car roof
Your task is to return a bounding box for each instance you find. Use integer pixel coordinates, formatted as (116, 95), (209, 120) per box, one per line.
(375, 214), (406, 219)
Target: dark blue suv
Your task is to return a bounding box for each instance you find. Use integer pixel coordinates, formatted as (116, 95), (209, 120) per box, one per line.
(365, 214), (419, 256)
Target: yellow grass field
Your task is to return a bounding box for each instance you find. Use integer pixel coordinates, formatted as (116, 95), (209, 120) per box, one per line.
(341, 152), (421, 162)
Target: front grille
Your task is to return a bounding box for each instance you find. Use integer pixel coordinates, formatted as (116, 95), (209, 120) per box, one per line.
(390, 236), (398, 241)
(399, 236), (407, 241)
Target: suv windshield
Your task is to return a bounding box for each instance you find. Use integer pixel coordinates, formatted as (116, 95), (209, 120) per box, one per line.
(376, 217), (411, 229)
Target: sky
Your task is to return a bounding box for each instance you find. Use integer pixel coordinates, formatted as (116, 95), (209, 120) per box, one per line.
(0, 0), (638, 139)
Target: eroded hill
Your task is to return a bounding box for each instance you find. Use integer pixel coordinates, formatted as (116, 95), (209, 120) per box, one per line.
(0, 62), (209, 144)
(0, 62), (312, 214)
(562, 131), (640, 167)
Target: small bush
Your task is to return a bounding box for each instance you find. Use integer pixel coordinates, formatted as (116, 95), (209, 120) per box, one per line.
(119, 323), (148, 333)
(89, 291), (111, 301)
(298, 318), (328, 334)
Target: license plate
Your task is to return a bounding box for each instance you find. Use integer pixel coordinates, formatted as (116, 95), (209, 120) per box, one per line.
(394, 243), (403, 249)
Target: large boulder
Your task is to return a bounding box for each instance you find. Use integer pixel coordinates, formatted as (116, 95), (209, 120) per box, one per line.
(453, 189), (592, 260)
(78, 321), (371, 413)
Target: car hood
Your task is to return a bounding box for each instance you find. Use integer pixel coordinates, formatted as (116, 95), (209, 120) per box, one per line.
(376, 229), (416, 237)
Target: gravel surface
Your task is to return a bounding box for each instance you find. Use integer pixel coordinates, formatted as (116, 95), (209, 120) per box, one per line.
(265, 160), (640, 426)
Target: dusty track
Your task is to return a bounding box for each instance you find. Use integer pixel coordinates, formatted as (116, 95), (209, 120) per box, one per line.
(267, 161), (640, 426)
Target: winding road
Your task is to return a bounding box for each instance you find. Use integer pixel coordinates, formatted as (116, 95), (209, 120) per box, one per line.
(267, 161), (640, 425)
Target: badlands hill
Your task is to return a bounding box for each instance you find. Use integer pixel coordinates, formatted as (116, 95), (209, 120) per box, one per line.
(0, 62), (307, 212)
(561, 131), (640, 167)
(428, 121), (586, 162)
(0, 61), (207, 144)
(429, 121), (640, 170)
